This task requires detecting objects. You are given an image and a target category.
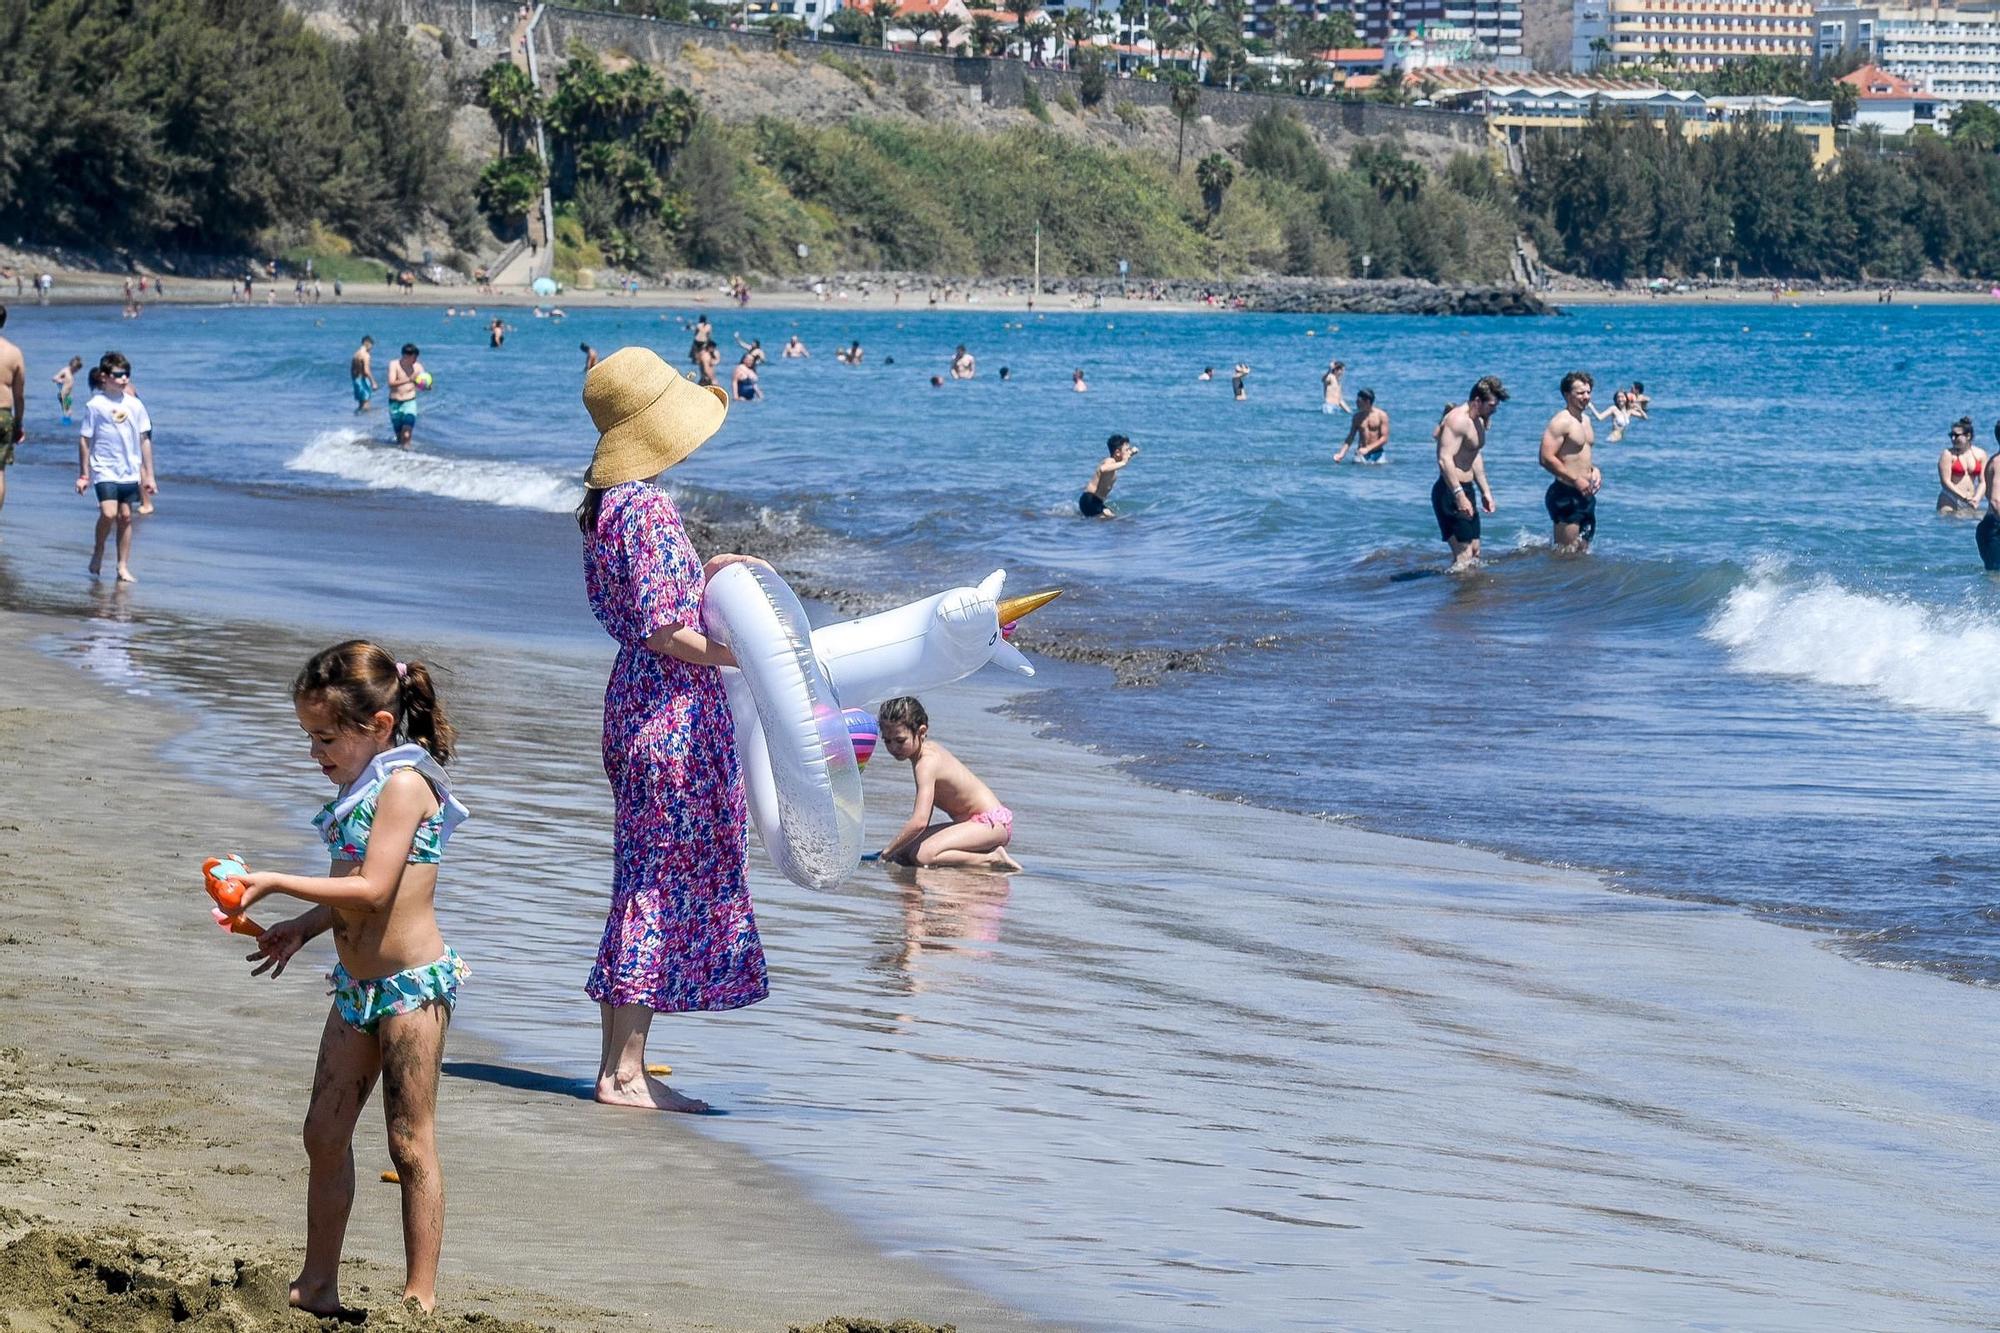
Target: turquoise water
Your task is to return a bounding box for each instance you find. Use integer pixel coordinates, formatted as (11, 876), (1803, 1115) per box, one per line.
(5, 297), (2000, 1326)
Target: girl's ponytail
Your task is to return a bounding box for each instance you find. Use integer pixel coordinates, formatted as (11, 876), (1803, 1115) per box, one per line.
(397, 659), (456, 764)
(293, 640), (456, 763)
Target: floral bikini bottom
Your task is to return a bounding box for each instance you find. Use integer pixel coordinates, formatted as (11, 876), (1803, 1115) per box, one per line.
(328, 948), (468, 1035)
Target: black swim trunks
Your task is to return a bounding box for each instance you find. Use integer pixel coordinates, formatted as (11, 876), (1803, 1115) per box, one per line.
(1979, 509), (2000, 571)
(1430, 476), (1479, 544)
(1079, 491), (1106, 518)
(1543, 480), (1597, 543)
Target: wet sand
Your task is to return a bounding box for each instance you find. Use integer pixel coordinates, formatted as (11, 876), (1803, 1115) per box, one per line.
(0, 608), (1050, 1332)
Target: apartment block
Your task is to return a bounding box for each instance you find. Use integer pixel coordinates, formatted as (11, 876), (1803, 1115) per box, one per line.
(1569, 0), (1812, 72)
(1816, 3), (2000, 102)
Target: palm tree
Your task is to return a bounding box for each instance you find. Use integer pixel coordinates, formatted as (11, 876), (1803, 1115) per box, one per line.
(867, 0), (900, 46)
(1018, 17), (1056, 63)
(1588, 35), (1610, 71)
(970, 11), (1002, 53)
(903, 11), (937, 49)
(1168, 72), (1199, 173)
(1062, 7), (1094, 63)
(1195, 151), (1233, 214)
(935, 10), (965, 50)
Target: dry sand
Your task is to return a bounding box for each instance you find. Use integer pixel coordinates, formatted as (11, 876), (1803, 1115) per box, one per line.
(0, 608), (1049, 1332)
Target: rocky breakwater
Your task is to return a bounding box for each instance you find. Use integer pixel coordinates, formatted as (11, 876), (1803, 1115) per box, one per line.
(1228, 278), (1557, 316)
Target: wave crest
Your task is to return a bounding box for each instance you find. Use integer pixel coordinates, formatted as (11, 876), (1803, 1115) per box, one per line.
(1705, 573), (2000, 724)
(287, 430), (583, 514)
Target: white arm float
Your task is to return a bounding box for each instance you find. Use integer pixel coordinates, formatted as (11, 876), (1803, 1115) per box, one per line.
(703, 566), (1060, 890)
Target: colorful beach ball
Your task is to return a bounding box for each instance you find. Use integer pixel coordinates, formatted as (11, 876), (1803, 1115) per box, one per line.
(843, 708), (878, 769)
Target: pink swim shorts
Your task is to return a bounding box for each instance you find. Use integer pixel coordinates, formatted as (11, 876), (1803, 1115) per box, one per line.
(971, 806), (1014, 843)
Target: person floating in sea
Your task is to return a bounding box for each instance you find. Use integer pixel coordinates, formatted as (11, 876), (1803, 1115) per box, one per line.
(385, 343), (431, 449)
(1231, 362), (1250, 401)
(1198, 367), (1214, 382)
(76, 352), (154, 582)
(52, 353), (82, 425)
(1938, 415), (1986, 516)
(1335, 389), (1389, 464)
(0, 308), (22, 533)
(1072, 367), (1089, 393)
(1541, 370), (1601, 554)
(781, 334), (809, 359)
(876, 696), (1021, 871)
(951, 344), (976, 380)
(1432, 376), (1507, 573)
(233, 641), (470, 1317)
(1978, 420), (2000, 570)
(1321, 359), (1349, 414)
(580, 342), (599, 373)
(1079, 432), (1138, 519)
(350, 336), (377, 413)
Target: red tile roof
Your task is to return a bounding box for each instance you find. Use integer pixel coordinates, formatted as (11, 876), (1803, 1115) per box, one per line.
(1838, 63), (1919, 99)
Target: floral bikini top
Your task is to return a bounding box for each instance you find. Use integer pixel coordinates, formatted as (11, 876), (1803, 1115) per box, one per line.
(314, 744), (470, 865)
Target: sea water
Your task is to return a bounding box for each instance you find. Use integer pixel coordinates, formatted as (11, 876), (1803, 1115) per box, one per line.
(3, 298), (1999, 1326)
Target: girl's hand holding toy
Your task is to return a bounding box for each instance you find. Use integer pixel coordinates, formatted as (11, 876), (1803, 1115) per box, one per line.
(201, 855), (266, 937)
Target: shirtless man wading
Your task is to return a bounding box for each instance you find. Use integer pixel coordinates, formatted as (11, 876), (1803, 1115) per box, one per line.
(1540, 370), (1601, 553)
(1335, 389), (1389, 463)
(1079, 433), (1138, 518)
(1431, 376), (1508, 572)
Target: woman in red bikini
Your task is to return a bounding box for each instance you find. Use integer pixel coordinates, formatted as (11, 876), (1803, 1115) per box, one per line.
(1937, 417), (1986, 516)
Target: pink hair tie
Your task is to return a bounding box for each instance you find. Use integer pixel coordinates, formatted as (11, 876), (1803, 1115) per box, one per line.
(395, 661), (409, 680)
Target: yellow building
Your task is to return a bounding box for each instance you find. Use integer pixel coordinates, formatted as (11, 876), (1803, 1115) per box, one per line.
(1570, 0), (1814, 72)
(1448, 81), (1840, 167)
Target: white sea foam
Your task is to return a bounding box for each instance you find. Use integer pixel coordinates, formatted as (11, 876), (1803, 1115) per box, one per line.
(1705, 572), (2000, 725)
(287, 430), (583, 514)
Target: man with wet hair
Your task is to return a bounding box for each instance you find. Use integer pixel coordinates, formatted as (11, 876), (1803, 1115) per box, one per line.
(1431, 376), (1508, 572)
(1541, 370), (1601, 553)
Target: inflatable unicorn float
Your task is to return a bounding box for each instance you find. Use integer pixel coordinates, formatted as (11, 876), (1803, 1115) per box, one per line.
(704, 565), (1059, 890)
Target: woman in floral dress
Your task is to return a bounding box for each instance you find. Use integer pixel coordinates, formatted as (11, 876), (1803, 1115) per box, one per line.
(577, 347), (766, 1113)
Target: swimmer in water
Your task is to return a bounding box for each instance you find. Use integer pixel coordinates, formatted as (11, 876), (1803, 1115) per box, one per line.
(580, 342), (599, 372)
(1072, 368), (1088, 393)
(782, 334), (809, 358)
(836, 340), (863, 365)
(950, 344), (975, 379)
(731, 354), (761, 402)
(1078, 433), (1137, 519)
(1231, 363), (1250, 400)
(1592, 389), (1635, 443)
(1432, 376), (1507, 572)
(1198, 367), (1214, 382)
(999, 366), (1011, 381)
(1939, 416), (1986, 516)
(1321, 359), (1349, 414)
(1540, 370), (1601, 553)
(1335, 389), (1388, 463)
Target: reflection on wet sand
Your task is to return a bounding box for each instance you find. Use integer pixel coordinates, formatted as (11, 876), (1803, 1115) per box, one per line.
(883, 864), (1013, 994)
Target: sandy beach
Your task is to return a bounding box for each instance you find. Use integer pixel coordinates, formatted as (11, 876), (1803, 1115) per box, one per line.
(0, 608), (1051, 1332)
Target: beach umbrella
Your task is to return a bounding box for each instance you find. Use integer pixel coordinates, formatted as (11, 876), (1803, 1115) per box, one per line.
(532, 277), (559, 296)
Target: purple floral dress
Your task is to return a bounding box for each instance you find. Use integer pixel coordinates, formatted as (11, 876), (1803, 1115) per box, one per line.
(583, 481), (769, 1012)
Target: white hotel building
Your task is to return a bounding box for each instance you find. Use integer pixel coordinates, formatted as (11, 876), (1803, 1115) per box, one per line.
(1815, 3), (2000, 104)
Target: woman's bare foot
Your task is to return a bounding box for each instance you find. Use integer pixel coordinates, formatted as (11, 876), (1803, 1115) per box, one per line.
(116, 566), (136, 583)
(987, 849), (1023, 872)
(87, 556), (101, 577)
(594, 1071), (710, 1113)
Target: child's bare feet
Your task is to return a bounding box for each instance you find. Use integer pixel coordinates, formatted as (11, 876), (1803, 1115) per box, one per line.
(289, 1278), (363, 1322)
(116, 566), (136, 583)
(989, 849), (1023, 872)
(595, 1071), (711, 1113)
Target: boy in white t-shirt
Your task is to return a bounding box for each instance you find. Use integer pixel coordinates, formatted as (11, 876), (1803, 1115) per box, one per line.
(74, 351), (154, 582)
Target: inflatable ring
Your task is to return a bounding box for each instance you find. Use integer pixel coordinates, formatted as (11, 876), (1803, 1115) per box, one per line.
(703, 562), (865, 890)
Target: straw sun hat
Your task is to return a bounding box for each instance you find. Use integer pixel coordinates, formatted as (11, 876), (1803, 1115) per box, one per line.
(583, 346), (730, 488)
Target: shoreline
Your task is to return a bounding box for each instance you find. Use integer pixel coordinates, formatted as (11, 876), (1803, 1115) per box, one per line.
(6, 563), (2000, 1322)
(0, 607), (1051, 1333)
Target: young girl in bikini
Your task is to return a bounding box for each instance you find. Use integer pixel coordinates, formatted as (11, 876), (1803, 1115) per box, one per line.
(877, 695), (1021, 871)
(232, 640), (470, 1317)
